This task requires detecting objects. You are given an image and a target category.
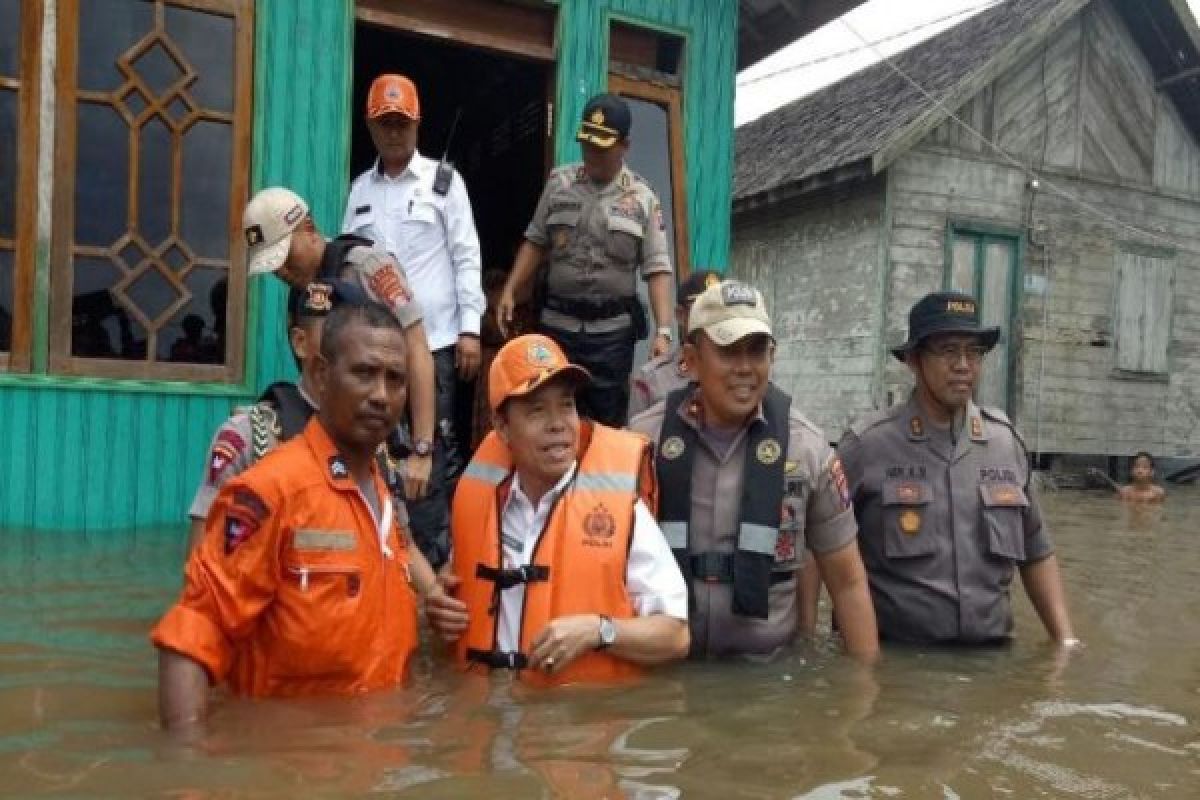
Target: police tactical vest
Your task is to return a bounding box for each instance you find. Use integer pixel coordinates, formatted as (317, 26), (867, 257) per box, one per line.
(656, 384), (791, 619)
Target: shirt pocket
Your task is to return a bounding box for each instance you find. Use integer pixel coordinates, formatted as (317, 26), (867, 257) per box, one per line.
(881, 479), (937, 559)
(397, 199), (442, 259)
(545, 209), (581, 257)
(275, 538), (367, 678)
(979, 482), (1028, 562)
(606, 215), (644, 267)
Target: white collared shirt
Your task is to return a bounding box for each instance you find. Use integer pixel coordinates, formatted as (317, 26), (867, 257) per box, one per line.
(496, 463), (689, 653)
(342, 153), (484, 350)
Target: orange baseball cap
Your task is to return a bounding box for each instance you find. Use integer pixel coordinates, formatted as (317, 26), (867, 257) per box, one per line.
(488, 335), (591, 413)
(366, 74), (420, 120)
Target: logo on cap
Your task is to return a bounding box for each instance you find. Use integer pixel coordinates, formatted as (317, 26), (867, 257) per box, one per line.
(245, 224), (264, 246)
(386, 87), (400, 100)
(591, 109), (606, 125)
(721, 282), (757, 307)
(305, 283), (333, 313)
(527, 341), (555, 367)
(284, 204), (304, 226)
(946, 299), (976, 315)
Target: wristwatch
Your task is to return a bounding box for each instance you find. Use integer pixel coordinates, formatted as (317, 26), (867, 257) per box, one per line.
(412, 438), (434, 457)
(597, 614), (616, 649)
(655, 326), (674, 343)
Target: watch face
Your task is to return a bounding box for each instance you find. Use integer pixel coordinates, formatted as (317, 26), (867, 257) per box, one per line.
(599, 616), (617, 646)
(414, 439), (433, 457)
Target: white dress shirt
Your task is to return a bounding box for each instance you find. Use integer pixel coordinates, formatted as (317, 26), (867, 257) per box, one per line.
(495, 464), (689, 653)
(342, 153), (484, 351)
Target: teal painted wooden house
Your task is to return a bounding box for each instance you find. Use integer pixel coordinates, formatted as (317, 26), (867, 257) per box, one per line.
(0, 0), (852, 530)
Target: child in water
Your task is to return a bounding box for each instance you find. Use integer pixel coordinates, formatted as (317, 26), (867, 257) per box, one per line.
(1118, 452), (1166, 504)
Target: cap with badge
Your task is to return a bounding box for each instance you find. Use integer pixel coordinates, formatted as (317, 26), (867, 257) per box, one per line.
(687, 280), (773, 346)
(576, 93), (631, 149)
(676, 269), (722, 307)
(243, 187), (309, 276)
(890, 290), (1001, 360)
(488, 334), (592, 412)
(366, 74), (420, 121)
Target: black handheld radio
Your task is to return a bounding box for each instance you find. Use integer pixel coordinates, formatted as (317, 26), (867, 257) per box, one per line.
(432, 108), (462, 196)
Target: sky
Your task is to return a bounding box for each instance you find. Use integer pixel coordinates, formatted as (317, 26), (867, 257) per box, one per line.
(735, 0), (1200, 127)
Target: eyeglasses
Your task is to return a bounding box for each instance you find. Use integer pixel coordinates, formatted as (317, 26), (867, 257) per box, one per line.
(924, 343), (989, 364)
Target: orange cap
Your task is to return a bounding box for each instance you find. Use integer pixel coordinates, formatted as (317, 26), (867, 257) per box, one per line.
(366, 74), (420, 120)
(488, 335), (591, 413)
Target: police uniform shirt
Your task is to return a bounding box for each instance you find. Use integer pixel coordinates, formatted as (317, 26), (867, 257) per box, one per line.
(342, 154), (484, 351)
(525, 163), (671, 333)
(629, 392), (857, 656)
(837, 394), (1054, 644)
(628, 348), (691, 419)
(495, 462), (689, 652)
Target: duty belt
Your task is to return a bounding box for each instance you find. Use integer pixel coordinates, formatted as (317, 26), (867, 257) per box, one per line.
(689, 552), (794, 586)
(543, 294), (636, 321)
(466, 648), (529, 670)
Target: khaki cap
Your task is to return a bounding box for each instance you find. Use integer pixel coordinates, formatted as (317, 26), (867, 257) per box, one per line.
(687, 280), (773, 346)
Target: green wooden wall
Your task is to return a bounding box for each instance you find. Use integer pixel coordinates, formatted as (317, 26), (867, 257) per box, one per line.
(0, 0), (736, 530)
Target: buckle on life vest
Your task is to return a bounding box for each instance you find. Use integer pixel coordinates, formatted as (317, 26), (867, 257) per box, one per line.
(689, 552), (794, 586)
(476, 563), (551, 589)
(466, 647), (529, 670)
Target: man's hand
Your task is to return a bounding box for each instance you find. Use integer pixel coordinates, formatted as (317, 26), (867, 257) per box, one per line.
(424, 573), (469, 642)
(404, 453), (432, 500)
(528, 614), (602, 674)
(456, 334), (481, 381)
(650, 332), (671, 359)
(496, 289), (516, 339)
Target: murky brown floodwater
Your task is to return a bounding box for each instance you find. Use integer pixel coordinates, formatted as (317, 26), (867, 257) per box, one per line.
(1, 488), (1198, 798)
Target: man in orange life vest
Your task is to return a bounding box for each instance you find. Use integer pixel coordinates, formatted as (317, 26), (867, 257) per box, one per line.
(442, 334), (689, 686)
(152, 303), (467, 733)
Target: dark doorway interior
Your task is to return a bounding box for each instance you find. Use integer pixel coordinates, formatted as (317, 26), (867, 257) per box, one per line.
(352, 22), (550, 459)
(351, 22), (549, 280)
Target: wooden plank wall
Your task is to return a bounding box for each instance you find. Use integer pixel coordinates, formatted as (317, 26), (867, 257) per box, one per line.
(893, 0), (1200, 456)
(555, 0), (737, 269)
(0, 0), (347, 530)
(731, 184), (886, 438)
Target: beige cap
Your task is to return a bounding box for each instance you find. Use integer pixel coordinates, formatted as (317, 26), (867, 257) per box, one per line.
(242, 187), (309, 275)
(687, 280), (773, 346)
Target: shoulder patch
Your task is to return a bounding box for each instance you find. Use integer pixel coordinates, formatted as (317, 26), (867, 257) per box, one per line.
(224, 487), (269, 554)
(207, 426), (248, 486)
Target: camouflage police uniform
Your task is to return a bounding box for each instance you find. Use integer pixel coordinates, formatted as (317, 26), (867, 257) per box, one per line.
(837, 395), (1054, 644)
(525, 162), (671, 426)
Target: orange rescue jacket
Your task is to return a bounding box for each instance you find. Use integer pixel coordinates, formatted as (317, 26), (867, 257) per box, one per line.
(152, 418), (418, 697)
(452, 422), (656, 687)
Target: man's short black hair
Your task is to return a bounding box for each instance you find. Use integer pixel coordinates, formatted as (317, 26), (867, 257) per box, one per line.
(1132, 451), (1155, 467)
(319, 301), (405, 363)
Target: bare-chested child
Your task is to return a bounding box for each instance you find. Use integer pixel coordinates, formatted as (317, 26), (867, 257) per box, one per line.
(1118, 452), (1167, 503)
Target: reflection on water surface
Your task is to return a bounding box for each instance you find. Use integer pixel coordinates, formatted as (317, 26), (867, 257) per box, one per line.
(1, 490), (1198, 797)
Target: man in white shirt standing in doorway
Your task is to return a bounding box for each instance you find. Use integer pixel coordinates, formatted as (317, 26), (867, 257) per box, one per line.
(342, 73), (485, 570)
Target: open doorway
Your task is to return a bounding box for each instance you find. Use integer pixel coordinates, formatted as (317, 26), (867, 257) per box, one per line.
(351, 17), (552, 459)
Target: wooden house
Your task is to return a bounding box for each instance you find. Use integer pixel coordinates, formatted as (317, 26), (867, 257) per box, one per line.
(733, 0), (1200, 461)
(0, 0), (858, 529)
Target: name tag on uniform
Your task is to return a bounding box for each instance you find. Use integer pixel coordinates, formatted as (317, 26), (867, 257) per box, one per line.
(293, 529), (358, 551)
(354, 204), (371, 216)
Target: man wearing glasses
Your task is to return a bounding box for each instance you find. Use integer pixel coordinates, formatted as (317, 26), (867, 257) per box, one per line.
(837, 291), (1078, 647)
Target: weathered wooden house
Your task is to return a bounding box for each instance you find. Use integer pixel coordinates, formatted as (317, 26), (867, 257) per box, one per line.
(0, 0), (860, 529)
(733, 0), (1200, 462)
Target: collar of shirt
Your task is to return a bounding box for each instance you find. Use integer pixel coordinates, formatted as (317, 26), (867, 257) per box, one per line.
(674, 388), (767, 462)
(297, 382), (319, 411)
(301, 416), (395, 556)
(370, 152), (431, 185)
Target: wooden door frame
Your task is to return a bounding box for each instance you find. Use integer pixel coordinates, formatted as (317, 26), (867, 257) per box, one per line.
(607, 73), (691, 279)
(355, 0), (557, 63)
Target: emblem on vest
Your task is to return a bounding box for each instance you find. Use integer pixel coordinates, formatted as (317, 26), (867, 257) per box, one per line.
(552, 227), (570, 251)
(899, 509), (921, 536)
(583, 504), (616, 547)
(909, 417), (924, 437)
(660, 436), (686, 460)
(971, 416), (983, 439)
(756, 438), (782, 465)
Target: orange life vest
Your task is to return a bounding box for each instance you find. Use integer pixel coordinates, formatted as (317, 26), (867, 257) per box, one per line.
(451, 422), (655, 687)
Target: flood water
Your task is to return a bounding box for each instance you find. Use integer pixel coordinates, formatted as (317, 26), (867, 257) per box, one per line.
(1, 489), (1198, 797)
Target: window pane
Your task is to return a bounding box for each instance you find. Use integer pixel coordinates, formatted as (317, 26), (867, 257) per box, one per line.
(950, 237), (976, 294)
(78, 0), (154, 93)
(977, 240), (1013, 410)
(161, 267), (226, 363)
(166, 4), (234, 112)
(138, 114), (172, 248)
(0, 0), (19, 78)
(181, 119), (231, 261)
(1, 87), (16, 240)
(74, 102), (130, 247)
(0, 250), (12, 353)
(71, 256), (147, 360)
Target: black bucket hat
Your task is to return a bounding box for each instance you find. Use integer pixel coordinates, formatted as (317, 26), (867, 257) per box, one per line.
(891, 290), (1001, 361)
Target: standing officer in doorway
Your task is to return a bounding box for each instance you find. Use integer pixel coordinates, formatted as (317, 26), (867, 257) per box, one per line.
(342, 73), (485, 569)
(838, 291), (1078, 647)
(629, 280), (879, 661)
(497, 92), (675, 427)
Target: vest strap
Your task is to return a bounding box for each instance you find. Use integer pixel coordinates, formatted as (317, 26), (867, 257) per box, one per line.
(466, 647), (529, 670)
(475, 563), (550, 589)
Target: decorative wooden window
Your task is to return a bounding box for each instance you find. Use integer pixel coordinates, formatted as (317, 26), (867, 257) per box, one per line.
(0, 0), (41, 372)
(47, 0), (253, 381)
(1113, 248), (1174, 376)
